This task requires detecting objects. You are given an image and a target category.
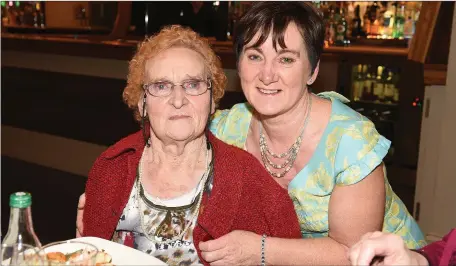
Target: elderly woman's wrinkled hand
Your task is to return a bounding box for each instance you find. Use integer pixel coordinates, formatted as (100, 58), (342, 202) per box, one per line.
(199, 230), (262, 265)
(348, 231), (428, 266)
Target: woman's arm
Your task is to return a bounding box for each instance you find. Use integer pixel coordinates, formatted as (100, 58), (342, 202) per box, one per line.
(200, 165), (385, 265)
(263, 165), (385, 265)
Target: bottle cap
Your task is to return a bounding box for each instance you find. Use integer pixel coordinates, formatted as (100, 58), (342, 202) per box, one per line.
(10, 192), (32, 208)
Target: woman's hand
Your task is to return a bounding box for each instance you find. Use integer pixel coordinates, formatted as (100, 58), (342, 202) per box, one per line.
(76, 193), (86, 237)
(199, 230), (262, 265)
(348, 231), (429, 266)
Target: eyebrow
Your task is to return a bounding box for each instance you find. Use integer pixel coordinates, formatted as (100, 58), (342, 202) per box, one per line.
(244, 46), (263, 54)
(145, 76), (170, 84)
(244, 47), (300, 57)
(185, 74), (206, 80)
(277, 49), (300, 57)
(146, 74), (205, 83)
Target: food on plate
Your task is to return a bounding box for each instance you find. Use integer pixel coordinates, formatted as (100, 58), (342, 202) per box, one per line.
(46, 249), (113, 265)
(95, 251), (114, 266)
(46, 251), (66, 262)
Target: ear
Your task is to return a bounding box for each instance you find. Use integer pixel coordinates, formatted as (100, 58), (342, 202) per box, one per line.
(307, 61), (320, 85)
(137, 93), (147, 117)
(210, 97), (216, 115)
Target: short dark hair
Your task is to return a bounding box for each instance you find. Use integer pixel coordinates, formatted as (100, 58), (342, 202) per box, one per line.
(234, 2), (325, 75)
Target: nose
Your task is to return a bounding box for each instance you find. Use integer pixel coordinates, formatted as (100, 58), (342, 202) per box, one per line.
(169, 85), (188, 109)
(258, 61), (277, 85)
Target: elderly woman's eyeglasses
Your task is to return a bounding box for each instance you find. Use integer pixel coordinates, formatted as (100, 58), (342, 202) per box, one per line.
(143, 79), (212, 97)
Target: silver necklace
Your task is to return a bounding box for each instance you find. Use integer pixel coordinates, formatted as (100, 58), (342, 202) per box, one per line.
(259, 93), (312, 178)
(136, 141), (210, 244)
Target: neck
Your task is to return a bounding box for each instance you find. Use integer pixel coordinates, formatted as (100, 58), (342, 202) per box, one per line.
(257, 92), (312, 149)
(147, 131), (207, 171)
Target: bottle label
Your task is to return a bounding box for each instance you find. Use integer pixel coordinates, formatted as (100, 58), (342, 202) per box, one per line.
(336, 25), (346, 41)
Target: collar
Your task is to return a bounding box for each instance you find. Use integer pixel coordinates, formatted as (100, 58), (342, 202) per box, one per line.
(102, 127), (220, 160)
(102, 127), (240, 239)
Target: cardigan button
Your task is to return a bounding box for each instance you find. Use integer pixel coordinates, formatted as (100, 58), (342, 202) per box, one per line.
(111, 209), (117, 217)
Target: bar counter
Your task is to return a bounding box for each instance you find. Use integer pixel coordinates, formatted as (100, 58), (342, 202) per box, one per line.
(1, 33), (409, 69)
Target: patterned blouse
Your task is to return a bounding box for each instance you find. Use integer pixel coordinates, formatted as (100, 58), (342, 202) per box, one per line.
(209, 92), (427, 249)
(111, 176), (204, 266)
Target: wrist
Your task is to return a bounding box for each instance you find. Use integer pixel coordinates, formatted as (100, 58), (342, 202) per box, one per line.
(261, 234), (267, 266)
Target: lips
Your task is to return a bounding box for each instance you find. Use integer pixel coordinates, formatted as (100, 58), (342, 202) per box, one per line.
(169, 115), (190, 120)
(257, 87), (282, 95)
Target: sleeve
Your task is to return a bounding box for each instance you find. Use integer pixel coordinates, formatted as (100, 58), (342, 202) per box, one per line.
(83, 156), (104, 236)
(208, 109), (229, 138)
(420, 229), (456, 266)
(83, 155), (115, 239)
(334, 119), (391, 186)
(246, 156), (302, 239)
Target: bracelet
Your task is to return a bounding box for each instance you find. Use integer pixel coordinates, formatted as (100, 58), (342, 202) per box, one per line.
(261, 234), (267, 266)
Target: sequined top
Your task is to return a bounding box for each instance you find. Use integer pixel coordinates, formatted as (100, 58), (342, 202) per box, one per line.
(209, 92), (427, 249)
(112, 177), (204, 266)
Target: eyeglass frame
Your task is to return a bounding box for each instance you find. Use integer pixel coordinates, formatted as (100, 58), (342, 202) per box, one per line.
(142, 78), (212, 97)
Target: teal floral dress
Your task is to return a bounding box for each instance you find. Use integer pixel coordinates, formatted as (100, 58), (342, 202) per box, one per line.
(209, 92), (426, 249)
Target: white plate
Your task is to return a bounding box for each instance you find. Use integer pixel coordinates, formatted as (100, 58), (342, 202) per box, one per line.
(59, 237), (167, 265)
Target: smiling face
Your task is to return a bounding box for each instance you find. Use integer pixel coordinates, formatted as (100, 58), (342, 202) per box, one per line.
(238, 22), (317, 117)
(141, 47), (212, 143)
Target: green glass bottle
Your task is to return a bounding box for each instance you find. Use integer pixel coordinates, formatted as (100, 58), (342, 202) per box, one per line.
(3, 192), (42, 247)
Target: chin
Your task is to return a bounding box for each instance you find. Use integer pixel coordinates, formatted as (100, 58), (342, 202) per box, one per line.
(255, 105), (285, 117)
(248, 97), (285, 117)
(166, 130), (194, 141)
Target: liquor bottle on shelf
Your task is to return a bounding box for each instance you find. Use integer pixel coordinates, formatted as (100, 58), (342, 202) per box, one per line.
(326, 7), (336, 45)
(403, 12), (414, 39)
(394, 2), (405, 39)
(382, 2), (395, 38)
(362, 65), (375, 101)
(383, 70), (395, 104)
(1, 1), (8, 26)
(362, 5), (371, 36)
(362, 3), (371, 37)
(373, 65), (385, 102)
(368, 2), (380, 37)
(345, 2), (355, 38)
(335, 4), (347, 46)
(351, 5), (363, 38)
(320, 1), (331, 21)
(352, 64), (364, 101)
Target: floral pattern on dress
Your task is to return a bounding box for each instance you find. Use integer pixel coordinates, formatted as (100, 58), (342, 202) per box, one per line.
(209, 92), (427, 249)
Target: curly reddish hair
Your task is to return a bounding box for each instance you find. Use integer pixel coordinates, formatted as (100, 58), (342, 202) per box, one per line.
(123, 25), (227, 122)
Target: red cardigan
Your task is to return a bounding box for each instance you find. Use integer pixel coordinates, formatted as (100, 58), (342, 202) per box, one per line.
(83, 130), (302, 264)
(420, 228), (456, 266)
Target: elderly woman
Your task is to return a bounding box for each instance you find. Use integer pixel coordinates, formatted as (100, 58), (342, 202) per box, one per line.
(79, 2), (426, 265)
(82, 25), (302, 265)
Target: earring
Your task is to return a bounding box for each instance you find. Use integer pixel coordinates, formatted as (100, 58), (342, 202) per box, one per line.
(307, 78), (314, 85)
(142, 93), (147, 117)
(141, 93), (150, 147)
